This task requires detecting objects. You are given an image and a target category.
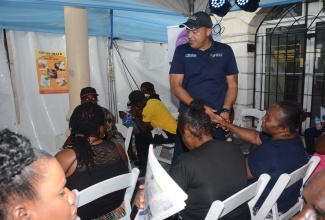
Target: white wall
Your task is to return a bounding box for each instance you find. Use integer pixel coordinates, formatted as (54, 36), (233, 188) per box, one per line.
(220, 10), (259, 126)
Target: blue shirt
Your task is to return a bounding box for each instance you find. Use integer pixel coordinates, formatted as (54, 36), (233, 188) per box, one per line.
(169, 41), (238, 111)
(248, 132), (308, 212)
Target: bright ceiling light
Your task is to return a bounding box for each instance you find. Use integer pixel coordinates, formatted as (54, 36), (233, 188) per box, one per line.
(209, 0), (231, 17)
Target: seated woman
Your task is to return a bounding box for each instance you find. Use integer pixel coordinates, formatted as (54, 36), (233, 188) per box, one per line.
(137, 99), (250, 220)
(212, 100), (308, 216)
(0, 129), (77, 220)
(55, 103), (129, 219)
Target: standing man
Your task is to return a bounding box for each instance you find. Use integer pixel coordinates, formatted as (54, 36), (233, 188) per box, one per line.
(170, 11), (238, 162)
(128, 90), (176, 177)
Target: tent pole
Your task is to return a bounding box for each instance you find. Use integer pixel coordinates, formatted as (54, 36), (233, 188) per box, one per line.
(108, 9), (118, 119)
(189, 0), (195, 15)
(64, 6), (90, 125)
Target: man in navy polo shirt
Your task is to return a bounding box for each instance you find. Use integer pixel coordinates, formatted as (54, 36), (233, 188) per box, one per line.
(170, 11), (238, 162)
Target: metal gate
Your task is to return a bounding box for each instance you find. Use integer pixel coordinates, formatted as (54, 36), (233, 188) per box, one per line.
(254, 0), (325, 133)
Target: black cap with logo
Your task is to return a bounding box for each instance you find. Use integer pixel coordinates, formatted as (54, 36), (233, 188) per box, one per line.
(179, 11), (213, 30)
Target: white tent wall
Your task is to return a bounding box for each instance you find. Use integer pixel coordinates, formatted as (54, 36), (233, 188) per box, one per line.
(1, 30), (178, 153)
(3, 30), (108, 152)
(112, 39), (179, 114)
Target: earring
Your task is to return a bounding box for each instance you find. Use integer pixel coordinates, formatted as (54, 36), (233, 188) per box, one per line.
(186, 138), (189, 142)
(100, 133), (105, 139)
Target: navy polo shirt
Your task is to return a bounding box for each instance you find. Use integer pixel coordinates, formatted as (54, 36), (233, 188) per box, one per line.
(248, 132), (308, 212)
(170, 41), (238, 111)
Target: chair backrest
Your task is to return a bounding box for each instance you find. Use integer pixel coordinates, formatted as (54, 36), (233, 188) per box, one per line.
(116, 123), (133, 152)
(205, 174), (271, 220)
(116, 123), (133, 171)
(234, 108), (266, 131)
(73, 168), (139, 220)
(254, 156), (321, 220)
(171, 112), (179, 120)
(320, 106), (325, 122)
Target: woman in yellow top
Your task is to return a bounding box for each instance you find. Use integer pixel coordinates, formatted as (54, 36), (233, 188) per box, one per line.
(128, 90), (177, 177)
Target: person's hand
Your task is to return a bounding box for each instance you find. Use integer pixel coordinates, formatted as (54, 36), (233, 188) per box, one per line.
(204, 105), (218, 122)
(135, 185), (145, 209)
(130, 105), (139, 117)
(212, 112), (230, 131)
(220, 111), (230, 123)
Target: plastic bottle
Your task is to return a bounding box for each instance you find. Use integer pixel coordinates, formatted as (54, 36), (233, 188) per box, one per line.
(315, 116), (322, 130)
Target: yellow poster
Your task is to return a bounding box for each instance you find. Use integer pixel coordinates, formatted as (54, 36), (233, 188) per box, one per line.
(35, 50), (69, 94)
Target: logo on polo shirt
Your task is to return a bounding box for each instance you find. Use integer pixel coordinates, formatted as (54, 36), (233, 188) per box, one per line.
(185, 53), (197, 58)
(210, 53), (223, 58)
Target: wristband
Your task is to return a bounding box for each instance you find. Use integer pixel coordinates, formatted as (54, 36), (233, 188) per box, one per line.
(221, 108), (232, 114)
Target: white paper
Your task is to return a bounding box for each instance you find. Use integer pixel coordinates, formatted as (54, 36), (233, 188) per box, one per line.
(135, 145), (187, 220)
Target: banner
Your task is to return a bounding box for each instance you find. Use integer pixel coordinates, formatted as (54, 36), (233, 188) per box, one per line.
(35, 50), (68, 94)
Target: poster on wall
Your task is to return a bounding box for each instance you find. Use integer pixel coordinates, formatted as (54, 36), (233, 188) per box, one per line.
(35, 50), (68, 94)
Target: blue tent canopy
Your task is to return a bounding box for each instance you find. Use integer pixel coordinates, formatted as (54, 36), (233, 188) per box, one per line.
(0, 0), (305, 42)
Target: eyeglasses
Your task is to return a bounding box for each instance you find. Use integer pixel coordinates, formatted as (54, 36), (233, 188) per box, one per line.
(84, 97), (98, 102)
(135, 106), (141, 110)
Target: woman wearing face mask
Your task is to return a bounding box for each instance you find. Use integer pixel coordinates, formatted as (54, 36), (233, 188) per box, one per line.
(0, 129), (77, 220)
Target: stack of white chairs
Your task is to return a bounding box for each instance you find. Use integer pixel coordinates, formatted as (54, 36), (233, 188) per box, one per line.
(227, 108), (266, 154)
(116, 123), (133, 171)
(73, 168), (140, 220)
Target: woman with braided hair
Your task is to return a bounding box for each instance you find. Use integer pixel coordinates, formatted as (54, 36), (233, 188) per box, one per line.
(55, 103), (129, 219)
(0, 129), (77, 220)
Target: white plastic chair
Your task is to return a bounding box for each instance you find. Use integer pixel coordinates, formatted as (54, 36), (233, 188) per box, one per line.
(233, 108), (266, 132)
(254, 156), (321, 220)
(320, 106), (325, 122)
(227, 108), (266, 154)
(73, 168), (140, 220)
(116, 123), (133, 171)
(205, 173), (271, 220)
(153, 112), (179, 165)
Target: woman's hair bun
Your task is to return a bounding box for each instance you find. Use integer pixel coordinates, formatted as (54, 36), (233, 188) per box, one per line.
(189, 98), (206, 112)
(0, 129), (35, 186)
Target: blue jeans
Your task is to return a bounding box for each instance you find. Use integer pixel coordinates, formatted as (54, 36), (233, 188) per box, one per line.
(171, 126), (226, 164)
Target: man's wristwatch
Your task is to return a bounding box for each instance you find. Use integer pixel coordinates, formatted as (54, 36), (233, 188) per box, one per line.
(221, 108), (232, 114)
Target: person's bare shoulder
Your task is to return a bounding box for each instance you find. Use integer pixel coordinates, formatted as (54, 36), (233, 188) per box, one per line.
(55, 148), (75, 162)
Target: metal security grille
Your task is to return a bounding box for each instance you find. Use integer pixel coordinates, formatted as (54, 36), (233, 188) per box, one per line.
(254, 0), (325, 132)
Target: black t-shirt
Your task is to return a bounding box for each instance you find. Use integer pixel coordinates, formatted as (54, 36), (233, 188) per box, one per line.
(169, 139), (249, 220)
(66, 140), (128, 219)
